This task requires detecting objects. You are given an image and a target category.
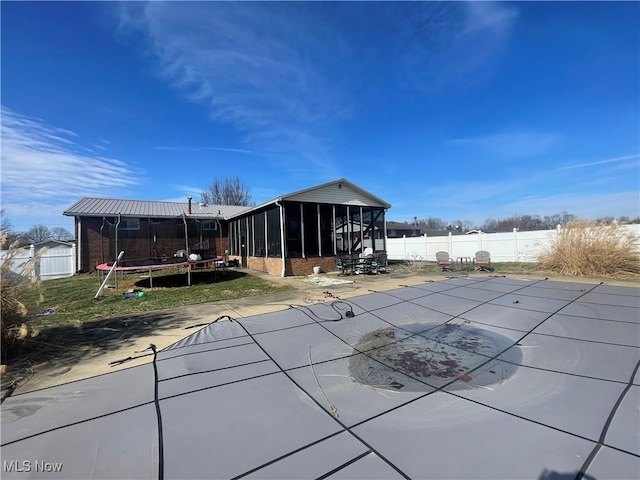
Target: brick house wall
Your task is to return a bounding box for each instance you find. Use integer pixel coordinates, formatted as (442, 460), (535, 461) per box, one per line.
(76, 216), (228, 272)
(243, 255), (338, 276)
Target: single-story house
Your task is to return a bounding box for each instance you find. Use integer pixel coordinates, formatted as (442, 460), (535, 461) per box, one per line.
(386, 221), (423, 238)
(385, 221), (467, 238)
(63, 179), (391, 277)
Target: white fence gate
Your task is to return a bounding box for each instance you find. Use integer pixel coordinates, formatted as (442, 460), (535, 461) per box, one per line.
(385, 225), (640, 262)
(1, 244), (76, 281)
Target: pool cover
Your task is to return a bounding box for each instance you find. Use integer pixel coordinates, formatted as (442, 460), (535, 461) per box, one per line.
(1, 277), (638, 479)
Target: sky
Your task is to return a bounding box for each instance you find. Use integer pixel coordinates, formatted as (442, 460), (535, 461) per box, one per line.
(1, 1), (639, 234)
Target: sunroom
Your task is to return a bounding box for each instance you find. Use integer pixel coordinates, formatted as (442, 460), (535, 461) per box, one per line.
(226, 179), (391, 276)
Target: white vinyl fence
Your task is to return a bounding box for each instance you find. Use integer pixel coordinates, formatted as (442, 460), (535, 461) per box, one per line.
(1, 244), (76, 281)
(386, 225), (640, 263)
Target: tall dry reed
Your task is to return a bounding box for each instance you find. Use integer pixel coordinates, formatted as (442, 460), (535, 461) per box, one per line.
(537, 220), (640, 277)
(1, 235), (44, 361)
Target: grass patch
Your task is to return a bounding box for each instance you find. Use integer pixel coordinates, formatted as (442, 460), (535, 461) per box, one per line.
(537, 220), (640, 278)
(0, 268), (291, 390)
(16, 267), (291, 329)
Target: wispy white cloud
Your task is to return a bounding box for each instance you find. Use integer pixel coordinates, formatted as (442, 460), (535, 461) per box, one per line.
(449, 131), (560, 158)
(395, 1), (518, 92)
(156, 146), (258, 156)
(116, 2), (518, 178)
(498, 191), (640, 220)
(388, 149), (639, 225)
(557, 153), (640, 170)
(0, 106), (141, 223)
(120, 1), (341, 173)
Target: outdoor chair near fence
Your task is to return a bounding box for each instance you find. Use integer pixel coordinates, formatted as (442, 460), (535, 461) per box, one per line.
(474, 251), (494, 272)
(436, 251), (454, 272)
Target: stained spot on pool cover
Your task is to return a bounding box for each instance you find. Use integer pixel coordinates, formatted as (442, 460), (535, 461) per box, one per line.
(349, 323), (522, 392)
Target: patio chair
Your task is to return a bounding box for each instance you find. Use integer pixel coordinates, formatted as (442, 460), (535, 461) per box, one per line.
(336, 256), (352, 276)
(371, 253), (388, 274)
(474, 251), (494, 272)
(436, 251), (454, 272)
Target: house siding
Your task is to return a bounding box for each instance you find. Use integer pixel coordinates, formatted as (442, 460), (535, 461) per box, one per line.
(287, 183), (386, 207)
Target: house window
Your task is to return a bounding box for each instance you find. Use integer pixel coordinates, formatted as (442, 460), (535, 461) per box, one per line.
(203, 221), (217, 231)
(120, 218), (140, 230)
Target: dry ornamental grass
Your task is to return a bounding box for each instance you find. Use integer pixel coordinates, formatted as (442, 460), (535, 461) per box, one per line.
(537, 220), (640, 278)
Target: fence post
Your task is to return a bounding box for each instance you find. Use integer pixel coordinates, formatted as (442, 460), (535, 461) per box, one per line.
(403, 235), (407, 260)
(478, 230), (483, 252)
(424, 234), (428, 261)
(448, 232), (453, 256)
(513, 228), (519, 262)
(29, 244), (36, 279)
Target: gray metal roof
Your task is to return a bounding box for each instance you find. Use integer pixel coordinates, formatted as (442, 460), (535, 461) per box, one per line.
(63, 197), (249, 220)
(228, 178), (392, 219)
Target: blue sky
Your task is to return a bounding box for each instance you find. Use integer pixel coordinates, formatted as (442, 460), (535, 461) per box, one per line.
(2, 1), (639, 233)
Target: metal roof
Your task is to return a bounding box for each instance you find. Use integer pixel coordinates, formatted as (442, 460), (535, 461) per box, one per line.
(228, 178), (392, 219)
(63, 197), (249, 220)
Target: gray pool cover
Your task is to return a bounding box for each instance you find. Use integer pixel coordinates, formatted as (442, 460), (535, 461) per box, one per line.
(1, 277), (638, 479)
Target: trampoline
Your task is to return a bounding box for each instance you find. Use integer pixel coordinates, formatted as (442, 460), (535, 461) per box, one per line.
(96, 255), (224, 287)
(2, 277), (639, 479)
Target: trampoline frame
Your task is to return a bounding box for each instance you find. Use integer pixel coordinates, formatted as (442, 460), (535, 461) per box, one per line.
(96, 255), (224, 288)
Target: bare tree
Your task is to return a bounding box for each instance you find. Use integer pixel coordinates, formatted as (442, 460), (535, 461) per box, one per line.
(1, 210), (12, 234)
(419, 217), (447, 229)
(26, 225), (52, 244)
(201, 177), (253, 206)
(52, 227), (74, 241)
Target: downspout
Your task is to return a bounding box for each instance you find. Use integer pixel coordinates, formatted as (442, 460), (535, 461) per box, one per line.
(100, 217), (107, 266)
(77, 217), (82, 272)
(115, 214), (121, 263)
(275, 201), (286, 277)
